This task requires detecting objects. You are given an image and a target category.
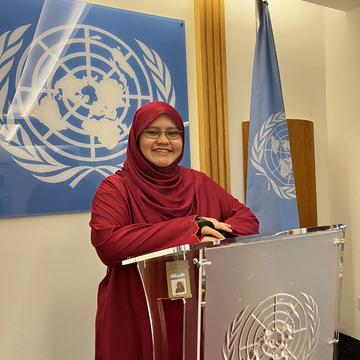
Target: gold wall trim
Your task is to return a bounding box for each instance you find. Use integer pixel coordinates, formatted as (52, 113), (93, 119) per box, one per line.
(194, 0), (230, 191)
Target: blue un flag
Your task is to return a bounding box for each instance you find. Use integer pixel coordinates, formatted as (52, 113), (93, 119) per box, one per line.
(246, 2), (299, 235)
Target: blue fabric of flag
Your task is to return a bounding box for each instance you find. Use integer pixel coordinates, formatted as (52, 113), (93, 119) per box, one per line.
(246, 2), (299, 235)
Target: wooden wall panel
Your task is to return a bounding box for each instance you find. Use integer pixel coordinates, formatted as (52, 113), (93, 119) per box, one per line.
(194, 0), (230, 190)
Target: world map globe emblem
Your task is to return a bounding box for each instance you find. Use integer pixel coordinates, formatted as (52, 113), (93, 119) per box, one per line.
(250, 112), (296, 199)
(223, 293), (320, 360)
(12, 24), (154, 162)
(263, 120), (295, 187)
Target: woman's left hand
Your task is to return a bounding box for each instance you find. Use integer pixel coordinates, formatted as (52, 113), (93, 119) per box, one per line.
(200, 217), (232, 234)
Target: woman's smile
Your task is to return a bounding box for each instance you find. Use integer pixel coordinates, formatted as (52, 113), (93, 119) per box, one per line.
(153, 148), (172, 153)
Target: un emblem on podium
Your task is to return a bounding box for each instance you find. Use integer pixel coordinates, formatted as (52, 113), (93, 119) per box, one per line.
(223, 293), (320, 360)
(0, 24), (176, 187)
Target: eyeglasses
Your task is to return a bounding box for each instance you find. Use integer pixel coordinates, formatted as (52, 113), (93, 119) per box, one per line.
(143, 127), (183, 140)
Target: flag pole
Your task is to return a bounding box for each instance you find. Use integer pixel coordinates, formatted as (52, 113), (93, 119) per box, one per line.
(255, 0), (267, 28)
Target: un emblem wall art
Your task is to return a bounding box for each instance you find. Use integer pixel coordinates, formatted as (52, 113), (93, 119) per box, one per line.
(0, 0), (190, 217)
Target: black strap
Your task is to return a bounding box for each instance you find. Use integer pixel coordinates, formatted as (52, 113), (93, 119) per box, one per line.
(195, 217), (214, 236)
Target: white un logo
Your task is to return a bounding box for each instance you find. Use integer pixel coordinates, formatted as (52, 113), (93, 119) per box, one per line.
(223, 293), (320, 360)
(250, 112), (296, 200)
(0, 24), (176, 187)
(264, 121), (294, 185)
(14, 24), (153, 159)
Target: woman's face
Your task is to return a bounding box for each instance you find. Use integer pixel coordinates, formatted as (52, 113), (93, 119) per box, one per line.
(139, 115), (183, 167)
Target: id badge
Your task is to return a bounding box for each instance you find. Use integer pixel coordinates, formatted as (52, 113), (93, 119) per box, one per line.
(166, 260), (192, 299)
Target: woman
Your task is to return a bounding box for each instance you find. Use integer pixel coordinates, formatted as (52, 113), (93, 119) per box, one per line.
(90, 101), (259, 360)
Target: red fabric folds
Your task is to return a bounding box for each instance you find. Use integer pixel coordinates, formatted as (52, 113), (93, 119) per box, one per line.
(121, 101), (197, 221)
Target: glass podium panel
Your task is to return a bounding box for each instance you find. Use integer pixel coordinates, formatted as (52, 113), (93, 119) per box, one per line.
(122, 225), (344, 360)
(203, 228), (344, 360)
(135, 250), (200, 360)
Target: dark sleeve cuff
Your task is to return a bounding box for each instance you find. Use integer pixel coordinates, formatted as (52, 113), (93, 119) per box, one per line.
(194, 217), (215, 236)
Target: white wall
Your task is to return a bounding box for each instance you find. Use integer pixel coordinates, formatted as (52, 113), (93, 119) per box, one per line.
(0, 1), (198, 359)
(0, 213), (101, 360)
(325, 5), (360, 339)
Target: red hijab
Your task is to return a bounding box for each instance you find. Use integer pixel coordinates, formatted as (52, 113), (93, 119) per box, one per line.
(120, 101), (197, 221)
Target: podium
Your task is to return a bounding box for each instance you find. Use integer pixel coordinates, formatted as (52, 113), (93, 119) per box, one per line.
(122, 225), (345, 360)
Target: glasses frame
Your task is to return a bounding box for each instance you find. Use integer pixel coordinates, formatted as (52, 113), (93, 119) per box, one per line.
(143, 127), (183, 140)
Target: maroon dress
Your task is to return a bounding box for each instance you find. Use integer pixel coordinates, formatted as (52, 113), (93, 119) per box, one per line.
(90, 101), (259, 360)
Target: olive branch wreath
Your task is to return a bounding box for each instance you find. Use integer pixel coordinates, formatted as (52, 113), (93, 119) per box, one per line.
(0, 26), (175, 187)
(301, 292), (320, 360)
(250, 111), (296, 200)
(222, 293), (320, 360)
(136, 39), (176, 106)
(222, 307), (247, 360)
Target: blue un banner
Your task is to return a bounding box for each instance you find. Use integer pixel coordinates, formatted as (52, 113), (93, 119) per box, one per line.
(246, 2), (299, 235)
(0, 0), (190, 217)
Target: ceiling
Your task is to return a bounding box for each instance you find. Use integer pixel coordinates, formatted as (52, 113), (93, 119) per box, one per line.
(301, 0), (360, 11)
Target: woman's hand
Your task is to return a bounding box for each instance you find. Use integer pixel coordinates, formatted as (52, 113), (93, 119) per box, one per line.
(199, 217), (232, 241)
(200, 235), (223, 242)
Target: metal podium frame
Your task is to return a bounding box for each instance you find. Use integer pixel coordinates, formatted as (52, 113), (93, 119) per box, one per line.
(122, 224), (345, 360)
